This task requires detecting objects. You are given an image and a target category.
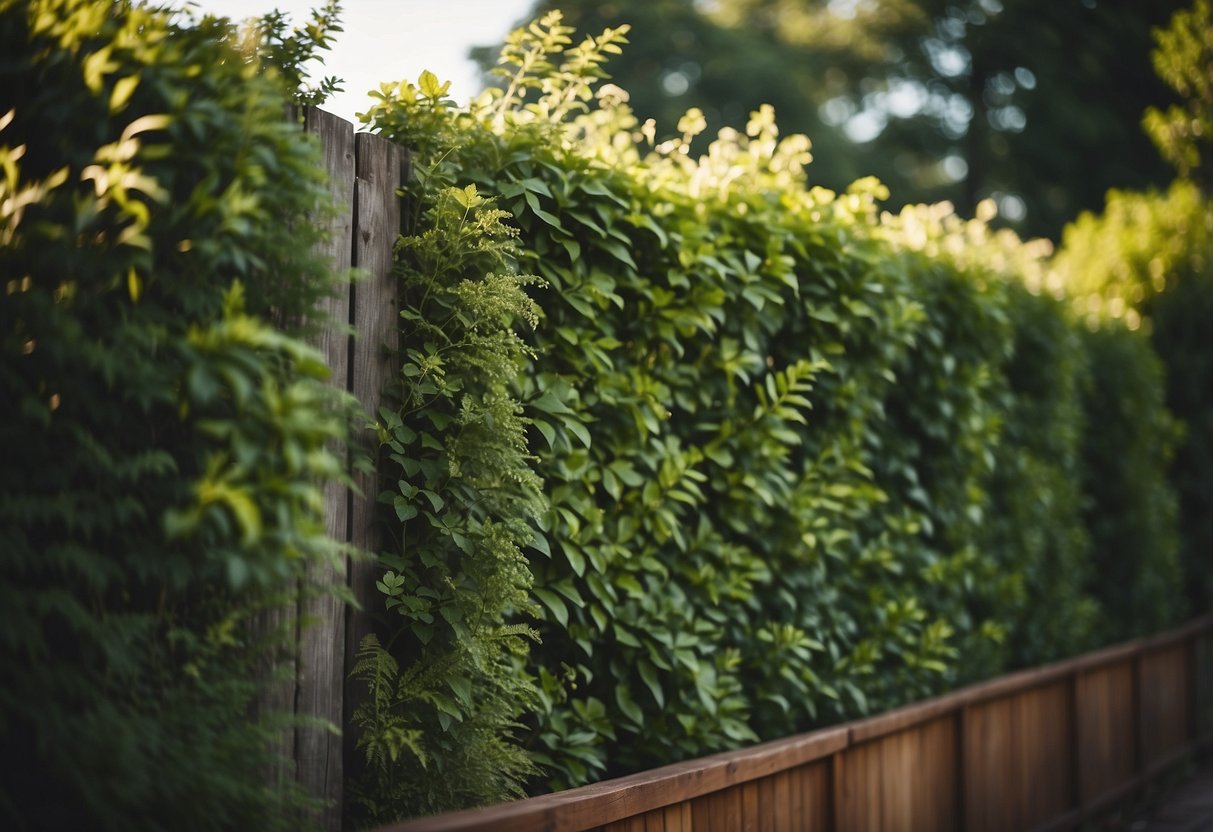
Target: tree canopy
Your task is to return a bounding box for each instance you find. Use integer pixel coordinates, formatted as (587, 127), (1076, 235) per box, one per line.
(482, 0), (1187, 239)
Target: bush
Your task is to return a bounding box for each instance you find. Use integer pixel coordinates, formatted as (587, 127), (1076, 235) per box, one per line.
(0, 1), (349, 828)
(1058, 181), (1213, 614)
(1076, 324), (1184, 638)
(350, 12), (1192, 820)
(988, 286), (1100, 665)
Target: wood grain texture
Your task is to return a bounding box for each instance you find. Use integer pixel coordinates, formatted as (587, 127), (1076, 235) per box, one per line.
(343, 130), (404, 764)
(791, 761), (831, 832)
(836, 738), (880, 832)
(1139, 643), (1192, 768)
(963, 684), (1072, 831)
(295, 105), (355, 832)
(1076, 662), (1137, 806)
(964, 699), (1013, 832)
(841, 721), (959, 832)
(1014, 682), (1072, 829)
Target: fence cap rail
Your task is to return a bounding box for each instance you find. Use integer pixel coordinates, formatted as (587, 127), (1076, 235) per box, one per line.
(850, 614), (1213, 743)
(383, 726), (848, 832)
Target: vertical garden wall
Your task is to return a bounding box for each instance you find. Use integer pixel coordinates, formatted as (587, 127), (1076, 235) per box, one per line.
(345, 10), (1204, 824)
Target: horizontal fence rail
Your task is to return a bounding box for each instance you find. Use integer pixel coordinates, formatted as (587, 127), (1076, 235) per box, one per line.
(380, 615), (1213, 832)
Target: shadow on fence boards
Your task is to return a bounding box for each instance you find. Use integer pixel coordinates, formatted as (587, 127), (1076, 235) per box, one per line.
(273, 107), (1213, 831)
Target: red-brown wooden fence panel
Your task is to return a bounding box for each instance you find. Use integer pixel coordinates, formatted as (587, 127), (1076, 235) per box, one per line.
(374, 616), (1211, 832)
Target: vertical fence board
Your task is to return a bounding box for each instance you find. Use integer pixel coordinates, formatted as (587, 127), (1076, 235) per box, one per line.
(772, 768), (793, 832)
(837, 739), (880, 832)
(293, 106), (356, 832)
(602, 814), (648, 832)
(741, 781), (759, 832)
(792, 761), (831, 832)
(922, 717), (959, 832)
(964, 698), (1014, 832)
(1139, 643), (1192, 767)
(1015, 682), (1072, 829)
(880, 730), (913, 832)
(1077, 662), (1136, 806)
(644, 806), (667, 832)
(343, 131), (404, 762)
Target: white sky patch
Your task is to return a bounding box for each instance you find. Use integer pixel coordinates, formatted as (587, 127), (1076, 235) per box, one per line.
(1014, 66), (1037, 90)
(187, 0), (535, 123)
(997, 193), (1026, 222)
(884, 80), (927, 119)
(942, 154), (968, 181)
(844, 109), (886, 144)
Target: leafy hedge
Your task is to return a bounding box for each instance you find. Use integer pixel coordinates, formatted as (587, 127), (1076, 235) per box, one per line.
(0, 2), (350, 828)
(1058, 181), (1212, 617)
(350, 13), (1190, 822)
(1054, 0), (1212, 617)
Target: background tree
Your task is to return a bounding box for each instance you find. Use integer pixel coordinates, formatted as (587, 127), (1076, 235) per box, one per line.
(484, 0), (1185, 239)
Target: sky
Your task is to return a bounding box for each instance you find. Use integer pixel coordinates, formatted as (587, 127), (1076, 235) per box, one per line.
(188, 0), (536, 125)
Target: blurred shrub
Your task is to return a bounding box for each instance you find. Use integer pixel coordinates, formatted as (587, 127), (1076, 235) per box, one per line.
(1060, 0), (1213, 613)
(0, 1), (349, 828)
(1077, 324), (1184, 638)
(989, 286), (1100, 665)
(1058, 182), (1212, 614)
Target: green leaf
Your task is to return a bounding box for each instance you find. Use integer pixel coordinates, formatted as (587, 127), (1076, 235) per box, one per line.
(615, 682), (644, 725)
(534, 588), (568, 627)
(638, 660), (664, 707)
(417, 69), (450, 99)
(109, 74), (140, 112)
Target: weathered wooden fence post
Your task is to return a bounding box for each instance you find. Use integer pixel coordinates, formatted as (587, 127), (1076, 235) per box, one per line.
(297, 106), (356, 832)
(341, 129), (408, 829)
(343, 131), (404, 696)
(253, 107), (405, 831)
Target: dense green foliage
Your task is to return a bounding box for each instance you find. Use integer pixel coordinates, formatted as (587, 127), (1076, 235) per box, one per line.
(352, 12), (1191, 821)
(1077, 325), (1184, 638)
(1058, 183), (1213, 615)
(0, 1), (350, 827)
(497, 0), (1186, 239)
(346, 171), (545, 819)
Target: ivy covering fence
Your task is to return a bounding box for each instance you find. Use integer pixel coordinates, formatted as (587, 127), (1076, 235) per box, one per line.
(348, 9), (1208, 825)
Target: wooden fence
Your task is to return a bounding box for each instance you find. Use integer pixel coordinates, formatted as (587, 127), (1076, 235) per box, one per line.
(262, 107), (406, 832)
(272, 108), (1213, 830)
(379, 616), (1213, 832)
